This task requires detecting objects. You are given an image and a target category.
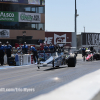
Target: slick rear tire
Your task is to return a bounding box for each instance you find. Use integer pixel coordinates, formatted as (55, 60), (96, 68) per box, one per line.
(68, 57), (76, 67)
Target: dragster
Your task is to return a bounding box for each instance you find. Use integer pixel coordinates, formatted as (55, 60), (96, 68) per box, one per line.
(37, 42), (77, 69)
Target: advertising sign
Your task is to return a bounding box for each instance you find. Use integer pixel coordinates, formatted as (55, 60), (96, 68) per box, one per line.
(54, 34), (66, 46)
(0, 0), (28, 4)
(38, 53), (51, 60)
(0, 29), (10, 38)
(82, 33), (100, 45)
(28, 0), (40, 5)
(45, 32), (72, 47)
(19, 12), (41, 23)
(0, 11), (18, 22)
(42, 0), (45, 5)
(45, 53), (51, 60)
(38, 53), (44, 59)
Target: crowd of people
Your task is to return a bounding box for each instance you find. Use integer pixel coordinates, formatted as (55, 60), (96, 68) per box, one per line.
(20, 42), (65, 63)
(18, 42), (66, 63)
(0, 41), (68, 66)
(43, 43), (64, 52)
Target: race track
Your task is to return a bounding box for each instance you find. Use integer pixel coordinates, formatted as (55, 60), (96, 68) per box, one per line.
(0, 54), (100, 100)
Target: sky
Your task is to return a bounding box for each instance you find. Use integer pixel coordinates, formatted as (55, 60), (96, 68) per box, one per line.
(45, 0), (100, 34)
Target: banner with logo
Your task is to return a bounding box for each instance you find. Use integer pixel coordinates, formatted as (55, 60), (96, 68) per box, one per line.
(45, 32), (72, 46)
(28, 0), (40, 5)
(0, 11), (18, 22)
(38, 53), (44, 59)
(45, 53), (51, 60)
(54, 34), (66, 47)
(19, 12), (41, 23)
(38, 53), (51, 60)
(0, 0), (28, 4)
(42, 0), (45, 5)
(0, 29), (10, 38)
(82, 33), (100, 45)
(28, 0), (45, 5)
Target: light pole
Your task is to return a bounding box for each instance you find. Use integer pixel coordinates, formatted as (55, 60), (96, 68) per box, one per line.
(75, 0), (76, 33)
(75, 0), (79, 34)
(83, 26), (85, 33)
(75, 0), (79, 49)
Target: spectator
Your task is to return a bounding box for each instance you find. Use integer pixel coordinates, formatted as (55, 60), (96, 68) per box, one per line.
(17, 44), (22, 54)
(55, 44), (59, 52)
(49, 43), (54, 51)
(58, 45), (61, 53)
(5, 41), (13, 64)
(90, 46), (94, 53)
(30, 46), (38, 64)
(44, 44), (48, 51)
(54, 45), (57, 52)
(0, 41), (5, 66)
(61, 45), (64, 52)
(82, 46), (86, 61)
(22, 42), (28, 54)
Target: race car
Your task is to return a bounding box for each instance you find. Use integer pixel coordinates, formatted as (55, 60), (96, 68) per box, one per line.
(85, 50), (100, 61)
(37, 42), (76, 69)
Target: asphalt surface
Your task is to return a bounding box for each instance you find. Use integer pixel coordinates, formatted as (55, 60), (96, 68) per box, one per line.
(0, 54), (100, 100)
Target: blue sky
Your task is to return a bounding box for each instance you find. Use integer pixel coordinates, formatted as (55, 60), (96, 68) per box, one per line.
(45, 0), (100, 34)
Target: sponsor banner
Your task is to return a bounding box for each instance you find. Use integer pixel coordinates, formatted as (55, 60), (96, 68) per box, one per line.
(0, 11), (18, 22)
(28, 0), (40, 5)
(19, 12), (41, 23)
(0, 29), (10, 38)
(82, 33), (100, 45)
(38, 53), (51, 60)
(45, 32), (72, 46)
(0, 0), (28, 4)
(38, 53), (44, 59)
(45, 53), (51, 60)
(42, 0), (45, 5)
(28, 0), (45, 5)
(54, 34), (66, 47)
